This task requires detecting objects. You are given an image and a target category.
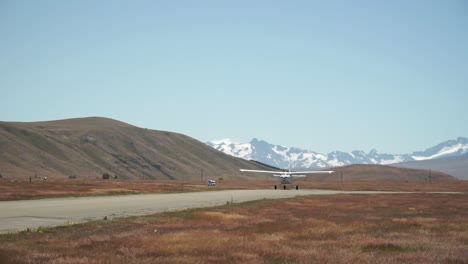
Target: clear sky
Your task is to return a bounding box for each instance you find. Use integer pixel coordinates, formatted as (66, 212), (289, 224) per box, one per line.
(1, 0), (467, 154)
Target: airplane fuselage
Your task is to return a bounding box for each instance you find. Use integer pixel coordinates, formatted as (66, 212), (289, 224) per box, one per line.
(279, 175), (293, 185)
(240, 168), (334, 190)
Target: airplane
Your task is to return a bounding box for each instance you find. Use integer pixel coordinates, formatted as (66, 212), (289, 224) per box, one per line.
(239, 166), (334, 190)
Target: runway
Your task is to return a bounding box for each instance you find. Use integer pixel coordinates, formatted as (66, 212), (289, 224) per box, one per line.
(0, 189), (459, 233)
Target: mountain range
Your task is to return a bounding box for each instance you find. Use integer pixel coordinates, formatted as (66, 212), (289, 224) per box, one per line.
(206, 137), (468, 179)
(0, 117), (461, 181)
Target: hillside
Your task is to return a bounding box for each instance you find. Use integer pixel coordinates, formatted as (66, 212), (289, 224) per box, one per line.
(395, 154), (468, 180)
(0, 117), (458, 182)
(307, 164), (456, 182)
(0, 117), (271, 180)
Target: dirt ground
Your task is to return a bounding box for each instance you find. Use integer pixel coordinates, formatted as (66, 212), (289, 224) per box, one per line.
(0, 193), (467, 264)
(1, 178), (467, 201)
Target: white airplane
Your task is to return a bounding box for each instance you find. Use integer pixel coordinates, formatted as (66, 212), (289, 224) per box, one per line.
(239, 167), (334, 190)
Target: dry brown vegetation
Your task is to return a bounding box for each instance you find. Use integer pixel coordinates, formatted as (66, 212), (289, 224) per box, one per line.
(1, 193), (468, 263)
(0, 117), (272, 181)
(1, 117), (460, 183)
(0, 179), (209, 201)
(1, 179), (468, 201)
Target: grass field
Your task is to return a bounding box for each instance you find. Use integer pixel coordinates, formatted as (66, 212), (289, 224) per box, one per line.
(1, 193), (467, 263)
(1, 179), (468, 201)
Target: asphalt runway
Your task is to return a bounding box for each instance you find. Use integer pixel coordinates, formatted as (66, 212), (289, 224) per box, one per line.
(0, 189), (459, 233)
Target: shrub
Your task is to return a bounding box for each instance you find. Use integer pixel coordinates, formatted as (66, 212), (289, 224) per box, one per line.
(68, 175), (77, 179)
(102, 173), (111, 180)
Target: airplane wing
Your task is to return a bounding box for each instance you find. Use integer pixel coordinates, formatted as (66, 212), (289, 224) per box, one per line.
(240, 169), (334, 174)
(239, 169), (282, 174)
(289, 171), (334, 174)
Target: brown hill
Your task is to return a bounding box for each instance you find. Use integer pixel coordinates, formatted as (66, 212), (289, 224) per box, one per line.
(0, 117), (458, 182)
(311, 164), (456, 181)
(395, 154), (468, 180)
(0, 117), (271, 180)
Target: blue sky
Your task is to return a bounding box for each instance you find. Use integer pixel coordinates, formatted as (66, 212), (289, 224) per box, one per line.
(1, 0), (467, 153)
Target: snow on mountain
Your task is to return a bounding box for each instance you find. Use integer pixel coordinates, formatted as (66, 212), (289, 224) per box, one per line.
(411, 137), (468, 161)
(206, 137), (468, 169)
(207, 139), (252, 160)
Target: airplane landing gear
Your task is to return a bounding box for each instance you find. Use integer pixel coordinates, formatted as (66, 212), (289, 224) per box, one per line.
(283, 185), (286, 190)
(296, 185), (299, 190)
(274, 185), (277, 190)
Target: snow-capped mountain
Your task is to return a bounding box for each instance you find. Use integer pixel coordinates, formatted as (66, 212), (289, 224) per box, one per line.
(411, 137), (468, 161)
(206, 137), (468, 169)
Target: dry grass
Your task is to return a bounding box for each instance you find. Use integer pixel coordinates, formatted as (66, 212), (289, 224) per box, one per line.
(1, 179), (468, 201)
(0, 117), (275, 182)
(1, 193), (468, 263)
